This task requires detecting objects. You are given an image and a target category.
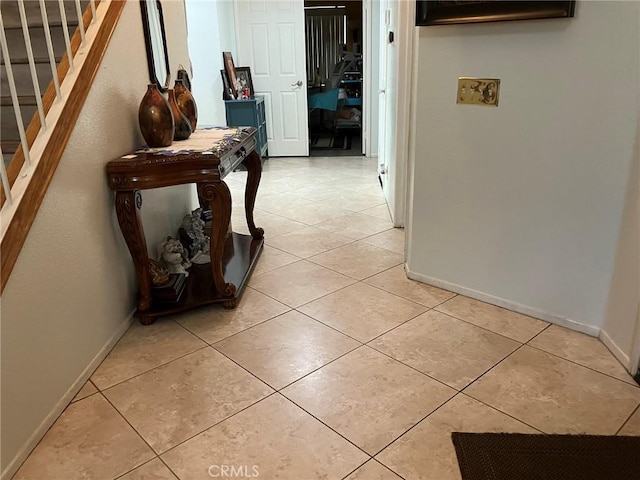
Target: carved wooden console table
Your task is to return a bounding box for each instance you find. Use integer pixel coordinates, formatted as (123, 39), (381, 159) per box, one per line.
(106, 127), (264, 325)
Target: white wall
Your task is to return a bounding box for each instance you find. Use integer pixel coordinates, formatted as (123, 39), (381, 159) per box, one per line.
(1, 1), (193, 477)
(601, 120), (639, 370)
(185, 0), (237, 127)
(407, 2), (639, 335)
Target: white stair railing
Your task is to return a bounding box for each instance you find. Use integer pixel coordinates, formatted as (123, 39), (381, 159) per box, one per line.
(0, 0), (102, 236)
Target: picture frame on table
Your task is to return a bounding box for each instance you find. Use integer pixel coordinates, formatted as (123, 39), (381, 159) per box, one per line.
(415, 1), (576, 26)
(235, 67), (255, 98)
(222, 51), (239, 98)
(220, 69), (235, 100)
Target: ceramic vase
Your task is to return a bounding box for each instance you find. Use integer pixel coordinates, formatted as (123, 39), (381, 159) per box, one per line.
(167, 88), (193, 141)
(174, 78), (198, 131)
(138, 84), (174, 147)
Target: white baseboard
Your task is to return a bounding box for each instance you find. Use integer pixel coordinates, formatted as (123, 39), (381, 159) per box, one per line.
(1, 312), (134, 480)
(599, 328), (632, 370)
(405, 265), (601, 337)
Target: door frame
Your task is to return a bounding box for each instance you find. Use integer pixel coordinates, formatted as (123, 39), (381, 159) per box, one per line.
(390, 0), (415, 227)
(364, 0), (414, 227)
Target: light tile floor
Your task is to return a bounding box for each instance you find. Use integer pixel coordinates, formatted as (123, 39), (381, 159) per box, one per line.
(14, 156), (640, 479)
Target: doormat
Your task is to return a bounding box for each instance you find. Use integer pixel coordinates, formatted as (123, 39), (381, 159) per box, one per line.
(452, 432), (640, 480)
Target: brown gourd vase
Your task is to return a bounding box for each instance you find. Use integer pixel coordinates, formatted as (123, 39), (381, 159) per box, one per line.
(174, 78), (198, 131)
(167, 88), (192, 141)
(138, 84), (174, 147)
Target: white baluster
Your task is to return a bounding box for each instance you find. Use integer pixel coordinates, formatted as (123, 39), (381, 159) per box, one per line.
(0, 12), (31, 168)
(39, 0), (62, 100)
(58, 0), (74, 73)
(90, 0), (97, 24)
(74, 0), (86, 46)
(18, 0), (47, 130)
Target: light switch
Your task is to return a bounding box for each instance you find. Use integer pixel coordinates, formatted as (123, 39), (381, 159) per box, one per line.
(457, 78), (500, 106)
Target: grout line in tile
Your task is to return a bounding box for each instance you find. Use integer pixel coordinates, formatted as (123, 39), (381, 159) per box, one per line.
(456, 392), (547, 435)
(524, 322), (552, 342)
(113, 456), (160, 479)
(96, 344), (211, 392)
(205, 344), (278, 393)
(274, 391), (374, 460)
(460, 343), (527, 396)
(424, 309), (527, 347)
(362, 344), (461, 394)
(267, 232), (359, 260)
(524, 342), (640, 388)
(359, 307), (431, 345)
(203, 308), (294, 347)
(357, 265), (459, 305)
(616, 402), (640, 435)
(127, 387), (279, 457)
(453, 344), (564, 432)
(430, 305), (547, 344)
(305, 254), (403, 281)
(357, 274), (457, 310)
(99, 390), (160, 457)
(249, 257), (306, 279)
(291, 309), (367, 344)
(270, 339), (365, 392)
(365, 320), (523, 392)
(291, 277), (364, 310)
(367, 391), (461, 459)
(340, 458), (408, 480)
(157, 455), (182, 480)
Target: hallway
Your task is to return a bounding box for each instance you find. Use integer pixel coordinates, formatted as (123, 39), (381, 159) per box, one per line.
(13, 156), (640, 480)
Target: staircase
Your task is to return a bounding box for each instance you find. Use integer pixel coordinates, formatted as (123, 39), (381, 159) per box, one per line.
(1, 1), (87, 166)
(0, 0), (126, 293)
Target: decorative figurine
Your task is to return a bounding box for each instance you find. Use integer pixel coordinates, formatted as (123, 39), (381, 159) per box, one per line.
(160, 236), (192, 276)
(180, 208), (211, 264)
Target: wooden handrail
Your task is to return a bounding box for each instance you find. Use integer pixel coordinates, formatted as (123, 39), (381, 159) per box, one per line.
(1, 1), (126, 293)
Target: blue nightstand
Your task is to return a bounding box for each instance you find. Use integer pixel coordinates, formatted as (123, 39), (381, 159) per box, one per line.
(224, 97), (268, 158)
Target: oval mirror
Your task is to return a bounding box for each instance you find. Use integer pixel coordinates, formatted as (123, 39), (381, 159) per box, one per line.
(140, 0), (170, 91)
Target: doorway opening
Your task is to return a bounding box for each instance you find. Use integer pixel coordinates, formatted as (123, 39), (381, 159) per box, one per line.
(304, 1), (364, 157)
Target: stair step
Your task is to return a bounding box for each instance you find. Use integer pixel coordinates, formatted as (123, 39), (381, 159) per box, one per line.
(0, 1), (83, 30)
(1, 103), (38, 139)
(1, 95), (38, 107)
(1, 56), (64, 66)
(1, 62), (53, 97)
(2, 24), (71, 60)
(1, 140), (21, 153)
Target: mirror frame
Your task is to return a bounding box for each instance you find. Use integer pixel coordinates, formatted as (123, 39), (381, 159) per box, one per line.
(140, 0), (170, 91)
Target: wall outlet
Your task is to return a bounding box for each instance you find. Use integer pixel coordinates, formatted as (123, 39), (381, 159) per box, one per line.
(457, 78), (500, 106)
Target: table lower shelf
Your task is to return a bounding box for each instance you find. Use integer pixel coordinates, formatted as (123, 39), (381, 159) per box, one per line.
(136, 232), (264, 323)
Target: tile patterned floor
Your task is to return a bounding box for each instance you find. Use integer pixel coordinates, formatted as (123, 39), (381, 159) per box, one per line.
(14, 156), (640, 479)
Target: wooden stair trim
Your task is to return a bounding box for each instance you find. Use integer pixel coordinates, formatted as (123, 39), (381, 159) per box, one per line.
(1, 0), (125, 293)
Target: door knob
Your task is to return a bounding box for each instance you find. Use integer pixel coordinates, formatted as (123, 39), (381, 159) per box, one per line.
(291, 80), (303, 88)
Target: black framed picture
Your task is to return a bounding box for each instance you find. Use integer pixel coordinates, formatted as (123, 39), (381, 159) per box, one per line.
(220, 69), (235, 100)
(416, 1), (576, 26)
(235, 67), (255, 98)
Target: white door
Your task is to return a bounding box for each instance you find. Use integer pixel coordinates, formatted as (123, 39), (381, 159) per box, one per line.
(378, 0), (397, 219)
(234, 0), (309, 157)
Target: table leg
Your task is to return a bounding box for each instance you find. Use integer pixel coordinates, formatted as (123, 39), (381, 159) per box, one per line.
(198, 181), (236, 297)
(242, 149), (264, 239)
(114, 191), (152, 313)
